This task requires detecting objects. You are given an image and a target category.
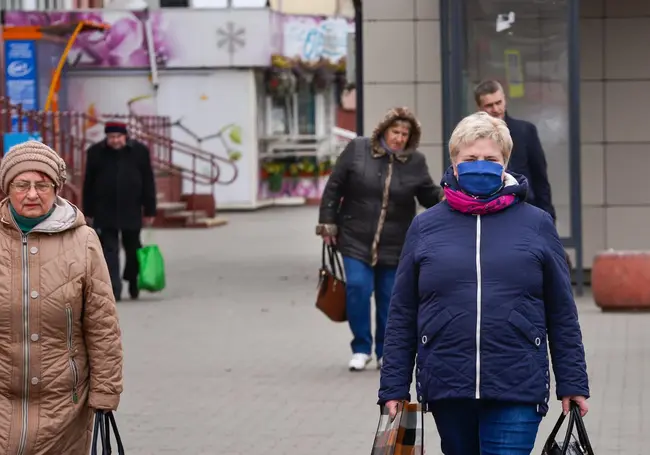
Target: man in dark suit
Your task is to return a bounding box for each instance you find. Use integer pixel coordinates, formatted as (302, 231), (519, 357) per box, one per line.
(474, 80), (556, 221)
(82, 122), (157, 301)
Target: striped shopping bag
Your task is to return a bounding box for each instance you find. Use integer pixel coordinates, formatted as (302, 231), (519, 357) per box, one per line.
(371, 401), (424, 455)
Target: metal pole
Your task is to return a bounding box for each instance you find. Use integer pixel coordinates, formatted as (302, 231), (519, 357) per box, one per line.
(353, 0), (363, 136)
(450, 0), (464, 128)
(440, 0), (451, 171)
(568, 0), (584, 295)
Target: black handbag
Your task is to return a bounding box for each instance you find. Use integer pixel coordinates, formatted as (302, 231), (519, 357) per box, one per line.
(542, 402), (595, 455)
(91, 410), (125, 455)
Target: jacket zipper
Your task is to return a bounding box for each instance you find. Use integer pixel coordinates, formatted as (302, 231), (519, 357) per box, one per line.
(17, 235), (30, 455)
(370, 155), (394, 266)
(474, 215), (482, 399)
(65, 306), (79, 404)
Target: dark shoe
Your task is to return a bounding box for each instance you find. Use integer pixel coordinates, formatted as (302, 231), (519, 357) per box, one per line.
(129, 281), (139, 300)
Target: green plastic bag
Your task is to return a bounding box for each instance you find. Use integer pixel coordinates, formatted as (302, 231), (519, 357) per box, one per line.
(137, 244), (166, 292)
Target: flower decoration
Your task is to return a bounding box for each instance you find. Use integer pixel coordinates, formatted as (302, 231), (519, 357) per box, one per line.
(265, 68), (297, 98)
(4, 11), (173, 69)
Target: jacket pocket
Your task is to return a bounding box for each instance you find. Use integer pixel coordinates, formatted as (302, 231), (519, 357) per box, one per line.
(65, 306), (79, 404)
(507, 309), (543, 349)
(417, 308), (455, 403)
(420, 308), (454, 347)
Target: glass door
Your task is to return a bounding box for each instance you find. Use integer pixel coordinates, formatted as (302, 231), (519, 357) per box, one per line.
(463, 0), (571, 234)
(442, 0), (584, 292)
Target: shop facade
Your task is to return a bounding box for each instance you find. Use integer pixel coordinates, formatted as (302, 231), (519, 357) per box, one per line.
(3, 8), (353, 209)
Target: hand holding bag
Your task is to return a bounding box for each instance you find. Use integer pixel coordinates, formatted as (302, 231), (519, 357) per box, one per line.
(92, 410), (125, 455)
(542, 402), (595, 455)
(315, 242), (347, 322)
(371, 401), (424, 455)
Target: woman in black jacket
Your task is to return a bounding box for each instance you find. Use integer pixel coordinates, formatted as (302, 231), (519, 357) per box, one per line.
(316, 106), (442, 371)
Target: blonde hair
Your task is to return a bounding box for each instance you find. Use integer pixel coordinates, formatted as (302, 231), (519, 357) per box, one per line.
(448, 112), (513, 164)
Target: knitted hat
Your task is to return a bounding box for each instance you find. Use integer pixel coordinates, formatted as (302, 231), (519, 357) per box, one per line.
(0, 140), (67, 194)
(105, 121), (128, 135)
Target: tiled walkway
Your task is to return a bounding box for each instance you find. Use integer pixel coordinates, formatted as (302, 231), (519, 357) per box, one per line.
(115, 206), (648, 454)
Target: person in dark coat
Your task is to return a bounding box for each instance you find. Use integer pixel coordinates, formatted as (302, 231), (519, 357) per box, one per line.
(82, 122), (157, 301)
(474, 80), (556, 220)
(316, 106), (442, 372)
(379, 112), (589, 454)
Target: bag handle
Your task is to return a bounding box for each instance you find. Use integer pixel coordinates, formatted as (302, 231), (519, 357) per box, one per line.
(571, 404), (595, 455)
(420, 405), (425, 455)
(321, 242), (344, 280)
(142, 228), (154, 246)
(542, 402), (593, 455)
(542, 406), (574, 454)
(91, 410), (125, 455)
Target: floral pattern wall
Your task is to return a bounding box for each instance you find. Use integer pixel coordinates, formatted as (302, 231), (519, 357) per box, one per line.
(5, 11), (174, 68)
(4, 9), (274, 68)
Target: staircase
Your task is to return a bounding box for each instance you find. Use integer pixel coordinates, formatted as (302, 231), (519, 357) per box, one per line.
(0, 98), (233, 228)
(154, 166), (228, 228)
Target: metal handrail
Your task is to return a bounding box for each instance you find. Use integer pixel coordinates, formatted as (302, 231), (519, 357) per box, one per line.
(0, 98), (235, 223)
(94, 113), (238, 186)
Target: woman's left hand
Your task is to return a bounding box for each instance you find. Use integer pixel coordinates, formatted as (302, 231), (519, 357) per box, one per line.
(562, 395), (589, 416)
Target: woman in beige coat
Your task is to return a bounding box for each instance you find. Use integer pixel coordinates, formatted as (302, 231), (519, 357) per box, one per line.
(0, 141), (123, 454)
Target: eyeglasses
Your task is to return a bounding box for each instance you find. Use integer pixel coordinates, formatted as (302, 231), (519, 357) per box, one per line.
(10, 181), (55, 194)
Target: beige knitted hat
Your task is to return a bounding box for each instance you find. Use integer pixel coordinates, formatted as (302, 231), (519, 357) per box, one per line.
(0, 140), (67, 194)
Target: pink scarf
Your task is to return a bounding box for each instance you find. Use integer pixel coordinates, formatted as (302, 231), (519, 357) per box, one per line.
(443, 186), (517, 215)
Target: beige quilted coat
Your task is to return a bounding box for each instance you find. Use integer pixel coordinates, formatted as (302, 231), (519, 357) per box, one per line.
(0, 197), (123, 455)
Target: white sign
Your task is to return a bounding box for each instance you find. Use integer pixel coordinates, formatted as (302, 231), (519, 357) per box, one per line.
(282, 16), (354, 63)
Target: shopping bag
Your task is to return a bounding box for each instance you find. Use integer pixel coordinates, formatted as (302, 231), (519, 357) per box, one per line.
(137, 244), (166, 292)
(91, 410), (125, 455)
(315, 243), (347, 322)
(371, 401), (424, 455)
(541, 402), (595, 455)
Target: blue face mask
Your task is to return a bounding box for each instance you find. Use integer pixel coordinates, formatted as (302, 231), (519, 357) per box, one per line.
(456, 161), (504, 196)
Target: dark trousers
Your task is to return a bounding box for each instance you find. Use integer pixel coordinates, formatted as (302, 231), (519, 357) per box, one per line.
(97, 228), (142, 300)
(430, 399), (542, 455)
(341, 256), (397, 359)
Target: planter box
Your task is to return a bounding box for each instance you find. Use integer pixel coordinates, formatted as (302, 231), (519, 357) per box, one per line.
(258, 175), (329, 201)
(593, 250), (650, 311)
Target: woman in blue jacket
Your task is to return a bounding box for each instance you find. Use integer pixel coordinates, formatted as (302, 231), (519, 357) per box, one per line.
(378, 112), (589, 454)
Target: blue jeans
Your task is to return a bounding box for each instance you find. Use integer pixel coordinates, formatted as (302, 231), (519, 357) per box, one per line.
(342, 256), (397, 358)
(430, 399), (542, 455)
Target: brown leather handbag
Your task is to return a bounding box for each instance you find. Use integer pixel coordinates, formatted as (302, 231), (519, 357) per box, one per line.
(316, 243), (347, 322)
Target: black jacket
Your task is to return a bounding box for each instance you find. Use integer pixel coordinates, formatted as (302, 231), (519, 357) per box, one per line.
(505, 113), (556, 220)
(318, 108), (442, 266)
(82, 139), (157, 230)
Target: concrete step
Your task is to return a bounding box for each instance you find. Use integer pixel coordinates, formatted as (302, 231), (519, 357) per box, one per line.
(157, 201), (187, 212)
(165, 210), (208, 220)
(187, 216), (229, 228)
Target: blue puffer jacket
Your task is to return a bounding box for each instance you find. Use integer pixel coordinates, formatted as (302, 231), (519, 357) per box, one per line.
(378, 169), (589, 415)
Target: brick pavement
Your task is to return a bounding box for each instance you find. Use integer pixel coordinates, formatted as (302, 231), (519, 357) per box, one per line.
(114, 206), (649, 454)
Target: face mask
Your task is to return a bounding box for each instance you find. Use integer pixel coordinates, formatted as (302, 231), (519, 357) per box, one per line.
(456, 161), (504, 197)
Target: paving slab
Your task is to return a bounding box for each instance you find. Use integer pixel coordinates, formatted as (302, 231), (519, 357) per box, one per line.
(113, 206), (649, 454)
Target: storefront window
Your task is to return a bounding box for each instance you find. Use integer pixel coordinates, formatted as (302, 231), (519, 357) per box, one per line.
(297, 83), (316, 135)
(270, 96), (290, 135)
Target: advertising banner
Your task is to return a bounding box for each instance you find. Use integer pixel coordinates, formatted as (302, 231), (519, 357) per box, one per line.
(4, 40), (39, 131)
